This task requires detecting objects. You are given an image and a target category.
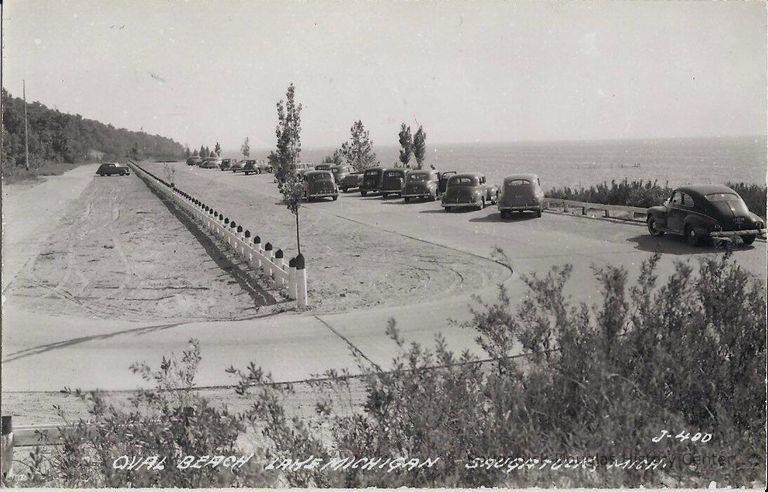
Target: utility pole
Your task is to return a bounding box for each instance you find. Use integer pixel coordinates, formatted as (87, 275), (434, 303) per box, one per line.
(23, 80), (29, 170)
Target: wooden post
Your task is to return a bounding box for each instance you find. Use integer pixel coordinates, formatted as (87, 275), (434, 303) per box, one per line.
(1, 416), (13, 479)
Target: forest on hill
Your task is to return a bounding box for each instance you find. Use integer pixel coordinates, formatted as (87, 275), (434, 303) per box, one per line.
(1, 88), (185, 168)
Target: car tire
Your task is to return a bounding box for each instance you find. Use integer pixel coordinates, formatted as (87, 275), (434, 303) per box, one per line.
(480, 198), (486, 210)
(685, 225), (701, 246)
(536, 209), (542, 218)
(341, 187), (348, 193)
(742, 235), (756, 245)
(404, 197), (410, 203)
(332, 195), (338, 201)
(445, 207), (452, 213)
(361, 191), (367, 197)
(500, 210), (509, 219)
(647, 217), (664, 237)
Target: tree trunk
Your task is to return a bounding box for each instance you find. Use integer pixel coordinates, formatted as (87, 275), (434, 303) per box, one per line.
(295, 210), (301, 255)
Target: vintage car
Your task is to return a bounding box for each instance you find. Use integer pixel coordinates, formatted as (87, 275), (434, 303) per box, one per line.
(402, 169), (441, 202)
(186, 156), (202, 166)
(303, 170), (339, 201)
(330, 165), (350, 184)
(231, 159), (247, 172)
(257, 161), (274, 173)
(441, 173), (498, 211)
(97, 162), (131, 176)
(360, 167), (384, 196)
(498, 174), (545, 218)
(241, 160), (259, 174)
(200, 158), (222, 169)
(646, 184), (766, 246)
(219, 158), (235, 171)
(380, 168), (406, 198)
(438, 171), (457, 195)
(339, 172), (363, 192)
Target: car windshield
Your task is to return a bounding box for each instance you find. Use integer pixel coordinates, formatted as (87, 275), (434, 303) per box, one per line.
(364, 170), (380, 176)
(407, 172), (430, 182)
(385, 171), (403, 177)
(449, 176), (478, 186)
(306, 173), (331, 182)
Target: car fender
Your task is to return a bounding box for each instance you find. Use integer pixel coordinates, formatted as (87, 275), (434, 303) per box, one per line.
(684, 213), (717, 233)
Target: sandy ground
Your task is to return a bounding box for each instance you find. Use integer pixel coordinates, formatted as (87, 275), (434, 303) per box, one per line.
(146, 162), (506, 314)
(5, 172), (282, 322)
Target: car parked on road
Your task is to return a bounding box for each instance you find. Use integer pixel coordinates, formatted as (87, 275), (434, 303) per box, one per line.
(402, 169), (441, 202)
(380, 169), (406, 198)
(498, 174), (545, 218)
(303, 170), (339, 201)
(200, 158), (222, 169)
(97, 162), (131, 176)
(339, 172), (363, 192)
(186, 156), (202, 166)
(330, 165), (350, 185)
(360, 167), (384, 196)
(231, 159), (247, 173)
(219, 158), (235, 171)
(241, 160), (259, 175)
(258, 161), (274, 173)
(441, 173), (498, 211)
(646, 184), (766, 246)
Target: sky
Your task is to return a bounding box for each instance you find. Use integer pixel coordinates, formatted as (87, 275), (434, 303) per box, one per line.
(2, 0), (766, 151)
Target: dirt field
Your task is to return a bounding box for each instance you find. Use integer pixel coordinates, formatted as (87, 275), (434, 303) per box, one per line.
(5, 172), (282, 322)
(145, 162), (508, 314)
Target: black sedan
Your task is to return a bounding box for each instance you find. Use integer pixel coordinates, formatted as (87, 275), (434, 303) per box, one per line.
(97, 162), (131, 176)
(646, 184), (766, 246)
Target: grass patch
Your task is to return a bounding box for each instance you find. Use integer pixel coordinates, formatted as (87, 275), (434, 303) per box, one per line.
(2, 161), (85, 185)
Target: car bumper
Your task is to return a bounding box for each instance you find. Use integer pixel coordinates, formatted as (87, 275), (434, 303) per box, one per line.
(306, 192), (338, 199)
(381, 189), (402, 195)
(498, 204), (541, 211)
(442, 201), (478, 207)
(710, 229), (766, 239)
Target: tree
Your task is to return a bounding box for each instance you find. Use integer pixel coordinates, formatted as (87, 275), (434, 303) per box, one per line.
(199, 145), (207, 158)
(274, 83), (304, 255)
(340, 120), (378, 172)
(413, 125), (426, 169)
(129, 142), (140, 161)
(214, 142), (221, 157)
(240, 137), (250, 158)
(398, 123), (412, 168)
(192, 148), (199, 157)
(321, 149), (343, 165)
(184, 146), (191, 159)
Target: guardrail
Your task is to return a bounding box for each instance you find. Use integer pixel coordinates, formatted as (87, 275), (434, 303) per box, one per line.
(543, 198), (648, 222)
(128, 161), (307, 308)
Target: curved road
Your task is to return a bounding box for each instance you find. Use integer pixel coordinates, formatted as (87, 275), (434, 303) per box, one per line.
(3, 162), (764, 392)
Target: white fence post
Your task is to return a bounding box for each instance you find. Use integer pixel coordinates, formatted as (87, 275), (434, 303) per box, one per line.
(288, 258), (297, 299)
(274, 249), (285, 286)
(295, 254), (307, 309)
(253, 236), (262, 268)
(264, 243), (274, 278)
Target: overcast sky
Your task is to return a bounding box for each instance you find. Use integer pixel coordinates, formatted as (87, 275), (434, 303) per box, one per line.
(3, 0), (766, 150)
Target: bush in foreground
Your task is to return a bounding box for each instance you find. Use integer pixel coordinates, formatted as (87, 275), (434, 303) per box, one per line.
(13, 253), (765, 488)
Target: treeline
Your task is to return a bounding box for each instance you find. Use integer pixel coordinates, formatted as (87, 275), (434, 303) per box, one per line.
(1, 88), (185, 167)
(547, 178), (766, 218)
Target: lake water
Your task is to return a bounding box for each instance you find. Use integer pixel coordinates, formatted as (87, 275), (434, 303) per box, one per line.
(250, 136), (766, 191)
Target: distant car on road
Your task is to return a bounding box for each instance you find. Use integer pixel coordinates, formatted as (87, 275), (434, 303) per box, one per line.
(186, 156), (202, 166)
(97, 162), (131, 176)
(339, 172), (363, 192)
(303, 170), (339, 201)
(219, 158), (235, 171)
(241, 160), (259, 175)
(646, 184), (766, 246)
(257, 161), (274, 173)
(231, 159), (247, 173)
(380, 169), (406, 198)
(360, 167), (384, 197)
(498, 174), (544, 218)
(441, 173), (498, 212)
(200, 158), (222, 169)
(402, 169), (441, 202)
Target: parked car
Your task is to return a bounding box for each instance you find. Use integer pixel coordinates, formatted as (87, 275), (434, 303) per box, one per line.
(438, 171), (457, 195)
(339, 172), (363, 192)
(498, 174), (545, 218)
(646, 184), (766, 246)
(402, 169), (441, 202)
(303, 170), (339, 201)
(380, 169), (406, 198)
(200, 158), (222, 169)
(186, 156), (202, 166)
(257, 161), (274, 173)
(330, 165), (350, 184)
(441, 173), (498, 211)
(241, 160), (259, 175)
(97, 162), (131, 176)
(231, 159), (247, 173)
(219, 158), (235, 171)
(360, 167), (384, 196)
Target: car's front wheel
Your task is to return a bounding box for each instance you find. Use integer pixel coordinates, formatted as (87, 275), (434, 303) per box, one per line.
(647, 216), (664, 237)
(536, 209), (542, 218)
(361, 191), (367, 197)
(685, 225), (701, 246)
(404, 197), (410, 203)
(742, 234), (756, 245)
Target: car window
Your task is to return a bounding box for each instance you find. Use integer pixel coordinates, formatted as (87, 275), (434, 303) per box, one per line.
(385, 171), (402, 177)
(680, 193), (695, 208)
(306, 173), (331, 182)
(449, 176), (478, 186)
(706, 192), (740, 202)
(364, 170), (380, 176)
(670, 192), (682, 206)
(407, 172), (430, 181)
(505, 179), (531, 187)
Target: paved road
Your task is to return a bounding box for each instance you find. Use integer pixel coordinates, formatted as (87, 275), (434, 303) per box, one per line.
(3, 162), (764, 392)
